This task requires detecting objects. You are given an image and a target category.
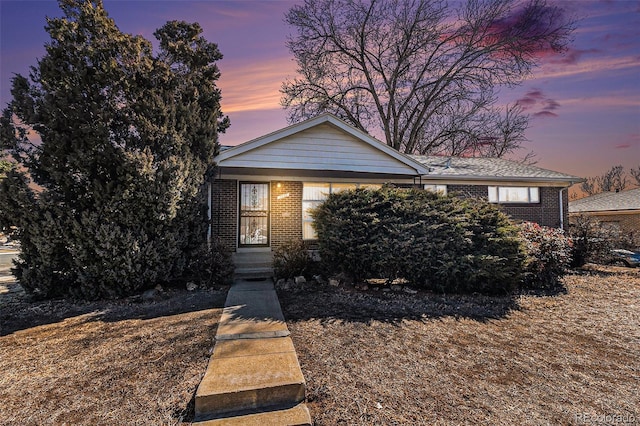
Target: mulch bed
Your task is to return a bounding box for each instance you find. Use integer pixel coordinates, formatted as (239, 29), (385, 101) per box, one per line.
(279, 265), (640, 425)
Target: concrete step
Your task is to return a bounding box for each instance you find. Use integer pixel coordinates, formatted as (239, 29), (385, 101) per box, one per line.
(193, 403), (311, 425)
(233, 268), (274, 280)
(195, 337), (306, 418)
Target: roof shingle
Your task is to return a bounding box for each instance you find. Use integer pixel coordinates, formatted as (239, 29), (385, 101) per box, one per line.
(410, 156), (581, 183)
(569, 188), (640, 213)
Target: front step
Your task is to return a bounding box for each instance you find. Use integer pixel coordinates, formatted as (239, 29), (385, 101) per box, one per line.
(195, 280), (307, 421)
(233, 251), (274, 280)
(194, 403), (311, 425)
(194, 338), (306, 417)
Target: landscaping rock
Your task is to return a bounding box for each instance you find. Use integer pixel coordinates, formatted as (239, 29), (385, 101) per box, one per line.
(329, 278), (339, 287)
(390, 285), (402, 292)
(142, 288), (161, 302)
(313, 275), (326, 284)
(403, 287), (418, 294)
(186, 282), (198, 291)
(294, 276), (306, 285)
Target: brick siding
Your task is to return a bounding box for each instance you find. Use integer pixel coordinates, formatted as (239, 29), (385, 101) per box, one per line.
(271, 181), (303, 250)
(211, 179), (571, 252)
(448, 184), (569, 229)
(210, 179), (237, 250)
(572, 212), (640, 235)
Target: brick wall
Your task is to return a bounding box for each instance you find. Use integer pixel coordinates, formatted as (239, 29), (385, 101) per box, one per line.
(271, 181), (303, 250)
(448, 184), (568, 229)
(211, 179), (237, 250)
(574, 212), (640, 235)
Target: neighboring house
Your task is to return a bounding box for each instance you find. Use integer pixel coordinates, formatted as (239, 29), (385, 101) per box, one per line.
(568, 188), (640, 235)
(208, 114), (580, 262)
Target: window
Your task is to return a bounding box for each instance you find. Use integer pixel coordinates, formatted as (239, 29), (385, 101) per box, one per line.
(423, 184), (447, 195)
(302, 182), (381, 239)
(488, 186), (540, 203)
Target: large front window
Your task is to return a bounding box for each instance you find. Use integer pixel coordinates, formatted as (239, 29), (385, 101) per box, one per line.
(488, 186), (540, 203)
(302, 182), (381, 239)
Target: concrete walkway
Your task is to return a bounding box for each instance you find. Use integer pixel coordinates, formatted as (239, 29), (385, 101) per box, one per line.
(194, 279), (311, 425)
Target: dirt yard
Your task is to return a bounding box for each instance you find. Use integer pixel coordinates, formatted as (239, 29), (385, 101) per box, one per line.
(0, 277), (226, 425)
(279, 265), (640, 425)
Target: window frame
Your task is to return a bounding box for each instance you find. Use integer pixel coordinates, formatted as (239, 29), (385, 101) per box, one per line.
(488, 186), (540, 204)
(302, 182), (381, 240)
(423, 184), (447, 195)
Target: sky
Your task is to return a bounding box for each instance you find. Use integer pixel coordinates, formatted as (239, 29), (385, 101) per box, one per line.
(1, 0), (639, 182)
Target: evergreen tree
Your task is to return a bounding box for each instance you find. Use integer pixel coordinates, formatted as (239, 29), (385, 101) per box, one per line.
(0, 0), (229, 299)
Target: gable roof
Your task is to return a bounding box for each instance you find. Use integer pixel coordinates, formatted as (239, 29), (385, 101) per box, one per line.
(411, 155), (582, 184)
(569, 188), (640, 213)
(215, 113), (429, 176)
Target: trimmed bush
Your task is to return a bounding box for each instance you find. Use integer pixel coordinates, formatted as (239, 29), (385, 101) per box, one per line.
(518, 222), (571, 289)
(273, 239), (313, 280)
(186, 238), (234, 288)
(311, 187), (525, 294)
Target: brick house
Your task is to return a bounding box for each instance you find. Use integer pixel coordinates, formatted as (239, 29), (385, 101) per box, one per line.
(569, 188), (640, 238)
(208, 114), (580, 274)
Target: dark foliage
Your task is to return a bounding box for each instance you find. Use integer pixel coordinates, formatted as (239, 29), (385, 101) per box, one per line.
(273, 239), (313, 280)
(518, 222), (571, 289)
(311, 187), (525, 295)
(0, 1), (229, 299)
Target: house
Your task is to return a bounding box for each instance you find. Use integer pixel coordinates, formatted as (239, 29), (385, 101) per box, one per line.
(569, 188), (640, 236)
(208, 114), (580, 273)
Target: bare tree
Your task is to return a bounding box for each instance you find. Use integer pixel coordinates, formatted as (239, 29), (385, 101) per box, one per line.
(580, 165), (629, 196)
(282, 0), (575, 155)
(580, 176), (598, 196)
(598, 165), (627, 193)
(630, 165), (640, 186)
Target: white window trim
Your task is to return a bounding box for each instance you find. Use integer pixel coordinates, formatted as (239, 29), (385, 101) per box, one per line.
(488, 186), (540, 204)
(302, 182), (382, 240)
(423, 184), (447, 195)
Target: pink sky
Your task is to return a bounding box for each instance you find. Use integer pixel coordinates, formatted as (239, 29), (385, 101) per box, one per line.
(1, 0), (638, 180)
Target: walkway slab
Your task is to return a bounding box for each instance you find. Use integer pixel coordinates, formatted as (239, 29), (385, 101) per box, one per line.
(194, 278), (309, 423)
(195, 403), (311, 426)
(216, 283), (290, 340)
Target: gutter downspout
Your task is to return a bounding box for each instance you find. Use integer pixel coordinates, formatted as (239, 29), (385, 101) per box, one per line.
(207, 181), (212, 244)
(559, 188), (564, 230)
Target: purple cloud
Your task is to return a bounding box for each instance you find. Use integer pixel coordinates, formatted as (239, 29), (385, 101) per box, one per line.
(517, 88), (561, 119)
(533, 111), (558, 118)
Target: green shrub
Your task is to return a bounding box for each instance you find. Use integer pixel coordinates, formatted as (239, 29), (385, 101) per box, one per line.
(311, 187), (525, 294)
(518, 222), (572, 289)
(186, 238), (234, 288)
(273, 239), (312, 280)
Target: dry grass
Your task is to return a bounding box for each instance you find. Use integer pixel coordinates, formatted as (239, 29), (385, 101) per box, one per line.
(279, 265), (640, 425)
(0, 282), (226, 425)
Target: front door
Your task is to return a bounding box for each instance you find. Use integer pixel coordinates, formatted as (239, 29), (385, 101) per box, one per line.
(239, 182), (270, 247)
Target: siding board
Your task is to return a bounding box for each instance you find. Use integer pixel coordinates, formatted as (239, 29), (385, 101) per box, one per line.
(220, 123), (418, 175)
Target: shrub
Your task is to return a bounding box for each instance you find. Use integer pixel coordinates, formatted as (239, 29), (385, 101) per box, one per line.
(518, 222), (572, 289)
(273, 239), (313, 280)
(568, 214), (614, 267)
(311, 187), (525, 294)
(186, 238), (234, 288)
(569, 214), (640, 267)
